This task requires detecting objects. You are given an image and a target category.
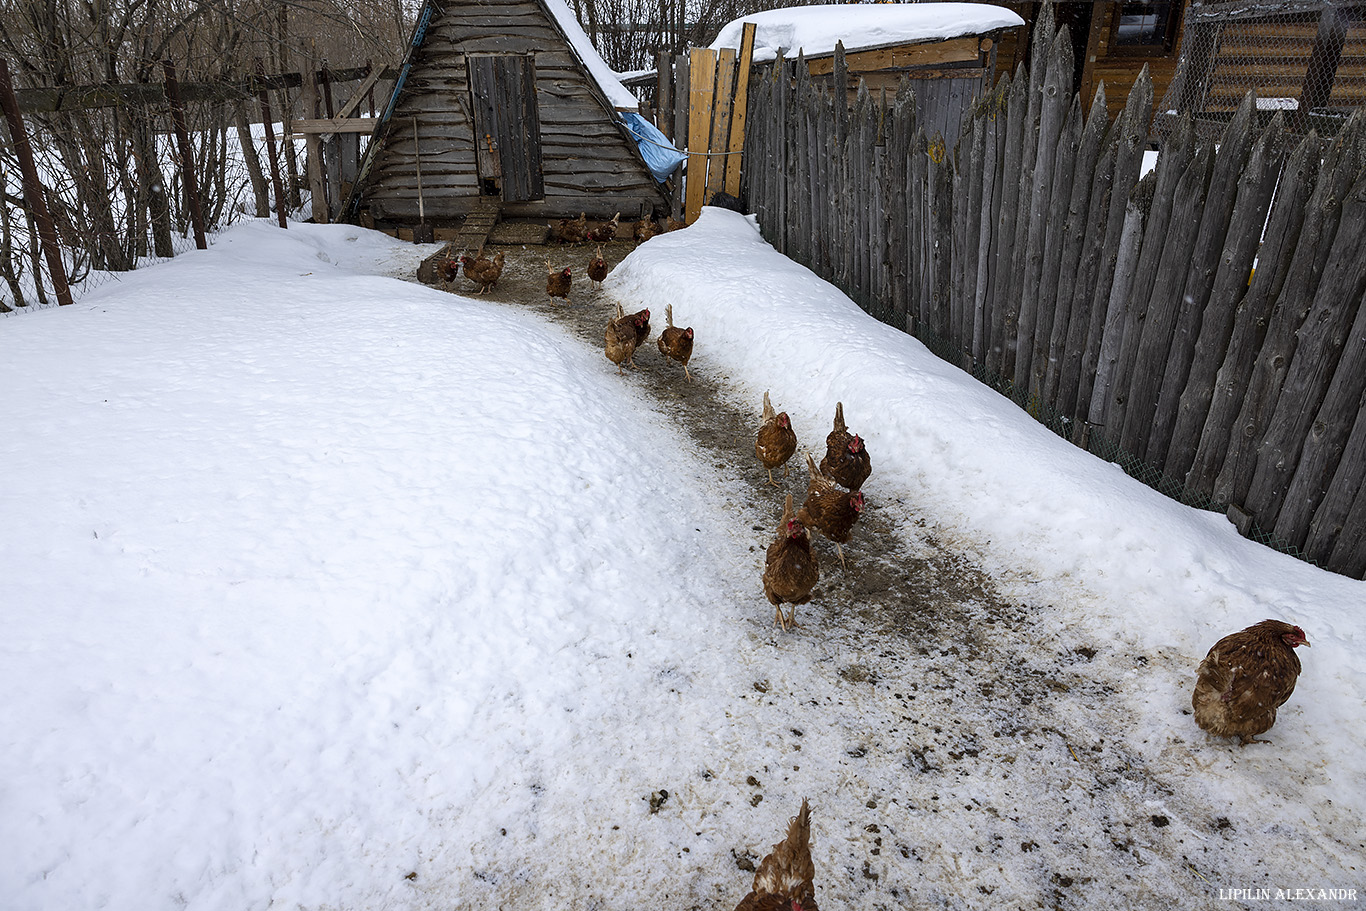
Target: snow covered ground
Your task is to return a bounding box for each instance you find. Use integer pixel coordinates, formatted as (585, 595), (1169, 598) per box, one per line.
(1, 210), (1361, 910)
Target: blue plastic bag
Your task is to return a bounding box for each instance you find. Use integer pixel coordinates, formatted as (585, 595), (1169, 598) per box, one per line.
(622, 112), (687, 182)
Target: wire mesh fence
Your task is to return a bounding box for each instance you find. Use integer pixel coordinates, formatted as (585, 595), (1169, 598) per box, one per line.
(1159, 0), (1366, 139)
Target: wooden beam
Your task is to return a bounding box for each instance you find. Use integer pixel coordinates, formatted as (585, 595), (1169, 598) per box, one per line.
(724, 22), (757, 198)
(806, 36), (982, 75)
(685, 47), (717, 223)
(12, 65), (391, 114)
(288, 117), (380, 134)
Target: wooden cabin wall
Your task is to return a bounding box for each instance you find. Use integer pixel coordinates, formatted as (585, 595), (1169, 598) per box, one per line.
(1080, 2), (1186, 123)
(360, 0), (666, 222)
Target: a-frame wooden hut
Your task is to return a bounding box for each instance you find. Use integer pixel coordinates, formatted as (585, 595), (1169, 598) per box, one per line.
(342, 0), (670, 229)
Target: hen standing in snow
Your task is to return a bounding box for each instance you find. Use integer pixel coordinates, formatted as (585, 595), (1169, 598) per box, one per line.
(1192, 619), (1310, 745)
(656, 303), (694, 381)
(796, 453), (863, 570)
(762, 494), (819, 631)
(818, 402), (871, 492)
(734, 798), (819, 911)
(756, 391), (798, 487)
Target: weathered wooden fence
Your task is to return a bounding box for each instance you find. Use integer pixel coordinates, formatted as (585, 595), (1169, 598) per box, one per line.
(742, 12), (1366, 579)
(0, 61), (386, 312)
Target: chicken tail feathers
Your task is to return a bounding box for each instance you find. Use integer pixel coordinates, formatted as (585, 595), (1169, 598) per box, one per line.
(752, 797), (815, 898)
(762, 390), (776, 424)
(665, 303), (675, 328)
(833, 402), (846, 435)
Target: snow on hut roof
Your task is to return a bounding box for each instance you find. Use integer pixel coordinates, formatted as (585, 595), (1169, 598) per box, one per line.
(710, 3), (1025, 64)
(543, 0), (641, 110)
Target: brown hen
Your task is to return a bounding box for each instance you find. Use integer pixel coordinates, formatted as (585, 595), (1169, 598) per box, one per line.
(634, 217), (661, 242)
(762, 494), (819, 631)
(548, 212), (588, 245)
(756, 391), (798, 487)
(587, 212), (620, 242)
(587, 246), (609, 290)
(546, 262), (572, 304)
(797, 453), (864, 570)
(435, 256), (461, 285)
(1193, 619), (1310, 745)
(460, 249), (505, 293)
(605, 303), (643, 375)
(819, 402), (871, 491)
(734, 798), (819, 911)
(656, 304), (694, 382)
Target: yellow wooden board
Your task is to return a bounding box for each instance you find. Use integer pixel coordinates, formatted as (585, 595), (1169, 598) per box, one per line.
(685, 47), (717, 224)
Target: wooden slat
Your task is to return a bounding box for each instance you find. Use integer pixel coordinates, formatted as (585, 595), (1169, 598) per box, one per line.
(708, 48), (738, 203)
(724, 22), (757, 197)
(289, 117), (380, 134)
(1212, 121), (1362, 511)
(685, 47), (717, 223)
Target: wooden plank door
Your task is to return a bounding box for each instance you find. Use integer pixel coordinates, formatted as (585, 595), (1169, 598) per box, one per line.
(468, 54), (544, 202)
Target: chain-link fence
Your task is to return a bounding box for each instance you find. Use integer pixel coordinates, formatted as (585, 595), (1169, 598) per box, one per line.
(1159, 0), (1366, 139)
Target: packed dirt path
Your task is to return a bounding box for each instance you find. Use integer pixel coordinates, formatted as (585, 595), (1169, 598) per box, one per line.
(407, 237), (1359, 910)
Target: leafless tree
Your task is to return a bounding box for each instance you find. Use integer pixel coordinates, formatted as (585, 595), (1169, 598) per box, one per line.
(0, 0), (410, 307)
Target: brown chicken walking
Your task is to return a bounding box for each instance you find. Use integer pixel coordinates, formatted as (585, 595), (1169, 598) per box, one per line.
(797, 453), (863, 570)
(734, 798), (819, 911)
(1192, 619), (1310, 745)
(546, 262), (572, 304)
(587, 246), (609, 290)
(605, 303), (645, 375)
(819, 402), (871, 491)
(756, 391), (797, 487)
(656, 303), (694, 381)
(762, 494), (819, 631)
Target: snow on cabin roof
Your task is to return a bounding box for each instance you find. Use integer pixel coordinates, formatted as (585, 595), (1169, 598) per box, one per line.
(542, 0), (641, 110)
(710, 3), (1025, 64)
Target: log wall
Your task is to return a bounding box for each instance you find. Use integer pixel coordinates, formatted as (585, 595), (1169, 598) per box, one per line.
(357, 0), (667, 222)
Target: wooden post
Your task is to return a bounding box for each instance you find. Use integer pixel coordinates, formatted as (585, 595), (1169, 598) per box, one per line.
(723, 22), (757, 198)
(365, 59), (376, 117)
(319, 61), (338, 212)
(0, 57), (72, 305)
(255, 58), (288, 229)
(672, 52), (689, 220)
(656, 51), (673, 140)
(686, 48), (717, 223)
(1294, 5), (1348, 133)
(301, 66), (328, 223)
(162, 60), (207, 250)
